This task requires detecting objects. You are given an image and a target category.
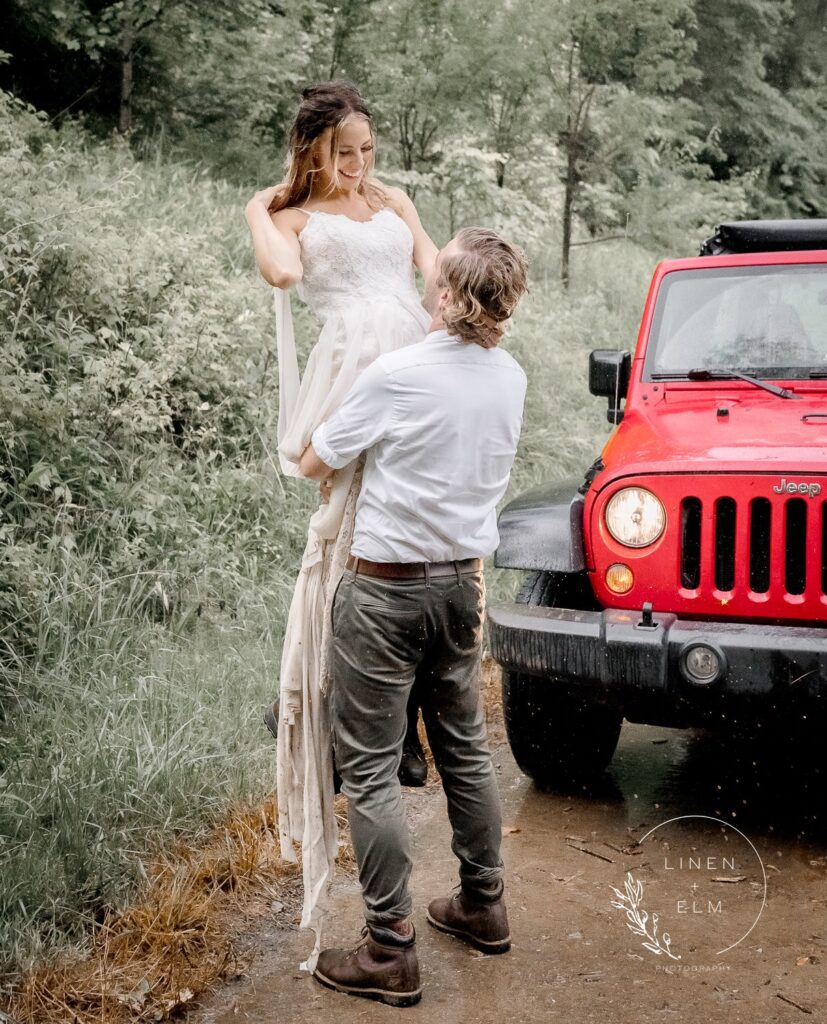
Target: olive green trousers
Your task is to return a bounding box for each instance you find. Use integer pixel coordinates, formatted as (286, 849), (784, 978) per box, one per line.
(329, 567), (504, 925)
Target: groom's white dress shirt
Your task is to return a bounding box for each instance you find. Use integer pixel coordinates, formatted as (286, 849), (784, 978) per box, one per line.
(311, 329), (527, 563)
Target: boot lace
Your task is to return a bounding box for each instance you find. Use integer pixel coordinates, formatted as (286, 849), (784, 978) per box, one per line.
(344, 925), (371, 961)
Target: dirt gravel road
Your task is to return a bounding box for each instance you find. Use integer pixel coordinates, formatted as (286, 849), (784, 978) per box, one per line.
(194, 721), (827, 1023)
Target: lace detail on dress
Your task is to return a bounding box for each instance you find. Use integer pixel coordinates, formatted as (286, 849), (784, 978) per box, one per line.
(276, 210), (429, 481)
(296, 209), (421, 322)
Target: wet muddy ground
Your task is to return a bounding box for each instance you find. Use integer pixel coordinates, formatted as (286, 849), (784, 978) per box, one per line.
(194, 719), (827, 1023)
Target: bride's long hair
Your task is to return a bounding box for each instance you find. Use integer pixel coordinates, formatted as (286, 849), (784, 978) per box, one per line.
(267, 81), (389, 215)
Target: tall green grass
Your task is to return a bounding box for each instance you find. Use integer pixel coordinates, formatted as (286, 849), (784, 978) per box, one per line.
(0, 91), (658, 984)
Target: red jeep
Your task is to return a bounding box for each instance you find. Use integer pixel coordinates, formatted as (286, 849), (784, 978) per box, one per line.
(489, 220), (827, 787)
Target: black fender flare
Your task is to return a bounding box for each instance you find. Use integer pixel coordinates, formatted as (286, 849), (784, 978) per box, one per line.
(494, 478), (586, 573)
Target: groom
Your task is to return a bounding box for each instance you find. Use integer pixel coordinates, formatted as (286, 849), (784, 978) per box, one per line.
(298, 226), (529, 1007)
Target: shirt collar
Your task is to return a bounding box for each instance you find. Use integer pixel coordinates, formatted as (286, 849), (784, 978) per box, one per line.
(424, 328), (454, 343)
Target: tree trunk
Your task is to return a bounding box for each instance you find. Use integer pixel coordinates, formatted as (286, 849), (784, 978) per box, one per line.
(119, 17), (135, 134)
(398, 107), (417, 198)
(560, 42), (577, 289)
(561, 139), (576, 289)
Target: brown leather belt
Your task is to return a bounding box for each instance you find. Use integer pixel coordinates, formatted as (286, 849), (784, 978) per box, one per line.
(345, 555), (482, 579)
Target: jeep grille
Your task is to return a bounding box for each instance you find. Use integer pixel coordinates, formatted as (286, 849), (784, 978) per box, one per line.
(679, 492), (826, 599)
(591, 473), (827, 622)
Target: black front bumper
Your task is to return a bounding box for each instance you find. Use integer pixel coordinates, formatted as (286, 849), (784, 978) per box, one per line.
(488, 603), (827, 710)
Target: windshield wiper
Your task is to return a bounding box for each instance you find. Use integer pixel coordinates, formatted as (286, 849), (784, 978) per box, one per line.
(649, 368), (801, 399)
(686, 369), (801, 399)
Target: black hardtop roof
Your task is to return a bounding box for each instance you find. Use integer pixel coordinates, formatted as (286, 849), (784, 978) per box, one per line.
(699, 219), (827, 257)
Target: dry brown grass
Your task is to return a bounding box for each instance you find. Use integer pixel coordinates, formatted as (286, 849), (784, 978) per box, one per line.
(3, 798), (301, 1024)
(481, 654), (506, 746)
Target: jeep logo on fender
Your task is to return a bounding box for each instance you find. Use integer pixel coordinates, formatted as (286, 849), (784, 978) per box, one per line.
(772, 478), (822, 497)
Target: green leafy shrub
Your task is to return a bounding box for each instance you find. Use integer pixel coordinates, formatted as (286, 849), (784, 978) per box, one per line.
(0, 88), (314, 667)
(0, 91), (321, 978)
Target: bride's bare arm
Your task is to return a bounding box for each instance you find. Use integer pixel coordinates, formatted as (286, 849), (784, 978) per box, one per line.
(384, 185), (438, 279)
(245, 186), (304, 288)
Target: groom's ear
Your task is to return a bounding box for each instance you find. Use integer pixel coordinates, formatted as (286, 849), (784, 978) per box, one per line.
(437, 287), (451, 309)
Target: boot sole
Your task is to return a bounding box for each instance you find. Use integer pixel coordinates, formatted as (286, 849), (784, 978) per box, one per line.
(312, 968), (423, 1007)
(425, 912), (511, 954)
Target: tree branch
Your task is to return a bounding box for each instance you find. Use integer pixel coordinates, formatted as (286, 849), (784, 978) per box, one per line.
(570, 233), (633, 247)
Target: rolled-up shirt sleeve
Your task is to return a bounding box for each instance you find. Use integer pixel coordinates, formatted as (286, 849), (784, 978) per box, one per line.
(311, 360), (394, 470)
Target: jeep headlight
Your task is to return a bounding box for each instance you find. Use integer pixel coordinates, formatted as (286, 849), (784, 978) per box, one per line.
(605, 487), (666, 548)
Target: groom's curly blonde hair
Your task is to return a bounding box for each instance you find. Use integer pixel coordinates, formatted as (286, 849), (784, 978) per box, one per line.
(438, 228), (529, 348)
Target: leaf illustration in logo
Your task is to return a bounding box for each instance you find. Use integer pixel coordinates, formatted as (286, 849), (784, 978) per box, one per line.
(608, 873), (681, 961)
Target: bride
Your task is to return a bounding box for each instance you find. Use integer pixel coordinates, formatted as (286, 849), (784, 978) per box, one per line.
(244, 81), (436, 966)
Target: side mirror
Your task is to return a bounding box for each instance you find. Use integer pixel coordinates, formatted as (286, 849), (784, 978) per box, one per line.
(589, 349), (631, 424)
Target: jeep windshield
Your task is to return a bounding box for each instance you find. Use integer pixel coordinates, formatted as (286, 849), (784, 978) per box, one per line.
(643, 264), (827, 380)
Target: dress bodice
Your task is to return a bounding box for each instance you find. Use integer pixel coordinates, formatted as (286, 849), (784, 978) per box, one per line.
(274, 203), (430, 482)
(295, 208), (422, 322)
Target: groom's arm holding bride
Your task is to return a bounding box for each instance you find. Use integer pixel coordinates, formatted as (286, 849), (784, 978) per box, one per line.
(299, 357), (395, 481)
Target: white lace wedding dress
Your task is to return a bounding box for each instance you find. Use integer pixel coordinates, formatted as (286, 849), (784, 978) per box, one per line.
(273, 207), (430, 969)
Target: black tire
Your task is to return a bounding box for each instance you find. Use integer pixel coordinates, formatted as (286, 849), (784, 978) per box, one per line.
(502, 570), (623, 790)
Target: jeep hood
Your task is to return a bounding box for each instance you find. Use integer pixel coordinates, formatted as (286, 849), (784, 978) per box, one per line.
(600, 386), (827, 479)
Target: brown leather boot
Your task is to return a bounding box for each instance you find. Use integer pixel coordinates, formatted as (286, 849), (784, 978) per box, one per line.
(313, 923), (422, 1007)
(426, 886), (511, 953)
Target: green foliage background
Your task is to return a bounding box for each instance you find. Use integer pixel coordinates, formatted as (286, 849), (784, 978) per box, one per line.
(1, 0), (825, 985)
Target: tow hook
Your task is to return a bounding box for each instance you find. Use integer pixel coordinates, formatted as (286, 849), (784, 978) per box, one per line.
(637, 602), (658, 630)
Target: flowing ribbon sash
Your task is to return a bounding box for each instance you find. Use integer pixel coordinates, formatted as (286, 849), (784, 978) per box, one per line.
(274, 288), (302, 477)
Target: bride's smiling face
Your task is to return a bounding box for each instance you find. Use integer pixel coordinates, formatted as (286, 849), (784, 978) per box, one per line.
(315, 115), (375, 195)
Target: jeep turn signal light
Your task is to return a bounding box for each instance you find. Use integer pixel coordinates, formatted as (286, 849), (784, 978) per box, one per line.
(605, 563), (634, 594)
